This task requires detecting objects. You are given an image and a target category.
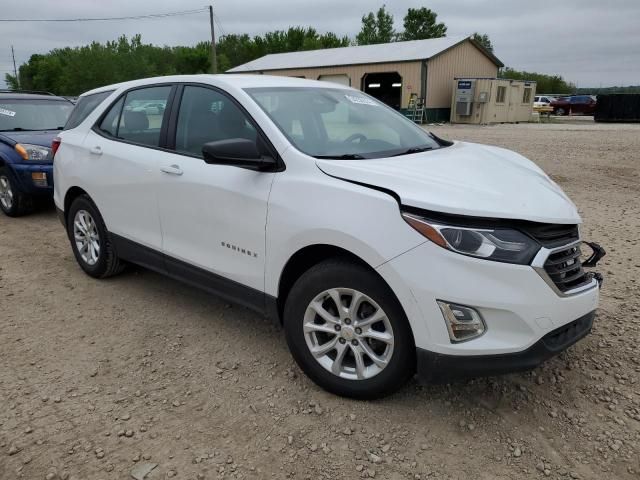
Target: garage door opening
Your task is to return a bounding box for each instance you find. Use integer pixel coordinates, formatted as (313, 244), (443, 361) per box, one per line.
(362, 72), (402, 109)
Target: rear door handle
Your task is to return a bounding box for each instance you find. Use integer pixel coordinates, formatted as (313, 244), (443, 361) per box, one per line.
(160, 164), (183, 176)
(89, 146), (102, 156)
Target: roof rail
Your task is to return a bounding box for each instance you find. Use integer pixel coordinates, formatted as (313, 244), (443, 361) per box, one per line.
(0, 89), (56, 96)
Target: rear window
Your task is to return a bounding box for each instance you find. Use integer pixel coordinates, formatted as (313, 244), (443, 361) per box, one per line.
(64, 90), (114, 130)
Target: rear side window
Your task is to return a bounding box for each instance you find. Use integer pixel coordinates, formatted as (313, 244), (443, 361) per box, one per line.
(118, 87), (171, 147)
(96, 86), (172, 147)
(64, 90), (113, 130)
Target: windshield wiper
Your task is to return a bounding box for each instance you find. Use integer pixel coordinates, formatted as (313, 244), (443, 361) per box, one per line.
(314, 153), (365, 160)
(392, 146), (434, 157)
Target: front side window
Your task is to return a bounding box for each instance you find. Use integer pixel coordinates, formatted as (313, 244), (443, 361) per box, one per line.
(64, 90), (113, 130)
(246, 87), (440, 159)
(174, 86), (256, 157)
(0, 98), (72, 132)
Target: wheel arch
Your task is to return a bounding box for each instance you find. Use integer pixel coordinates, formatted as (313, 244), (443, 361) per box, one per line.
(275, 244), (405, 325)
(63, 186), (91, 223)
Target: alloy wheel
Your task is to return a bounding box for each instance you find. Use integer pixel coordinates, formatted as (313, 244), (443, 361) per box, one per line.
(303, 288), (394, 380)
(73, 209), (101, 266)
(0, 175), (13, 210)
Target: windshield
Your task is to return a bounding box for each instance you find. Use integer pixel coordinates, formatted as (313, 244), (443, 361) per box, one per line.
(0, 99), (73, 131)
(245, 87), (441, 159)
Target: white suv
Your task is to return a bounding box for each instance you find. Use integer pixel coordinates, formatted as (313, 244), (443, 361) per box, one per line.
(53, 75), (604, 399)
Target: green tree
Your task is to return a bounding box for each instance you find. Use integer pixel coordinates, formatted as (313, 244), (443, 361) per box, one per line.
(6, 29), (352, 94)
(400, 7), (447, 41)
(4, 73), (19, 90)
(472, 32), (493, 53)
(356, 5), (395, 45)
(500, 67), (575, 94)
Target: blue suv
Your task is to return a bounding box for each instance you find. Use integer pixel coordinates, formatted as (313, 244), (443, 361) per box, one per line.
(0, 90), (73, 216)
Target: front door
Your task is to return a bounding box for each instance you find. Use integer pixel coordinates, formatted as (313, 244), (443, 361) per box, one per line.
(156, 85), (276, 301)
(507, 84), (521, 122)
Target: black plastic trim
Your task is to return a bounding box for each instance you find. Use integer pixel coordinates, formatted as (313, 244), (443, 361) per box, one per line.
(56, 206), (65, 226)
(111, 233), (278, 319)
(401, 205), (568, 231)
(415, 311), (595, 383)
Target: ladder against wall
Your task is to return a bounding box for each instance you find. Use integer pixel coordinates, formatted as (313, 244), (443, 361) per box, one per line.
(405, 93), (425, 124)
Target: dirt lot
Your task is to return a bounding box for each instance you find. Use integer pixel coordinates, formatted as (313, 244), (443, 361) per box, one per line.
(1, 121), (639, 480)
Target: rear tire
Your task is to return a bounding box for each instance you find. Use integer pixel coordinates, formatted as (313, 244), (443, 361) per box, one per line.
(283, 259), (415, 399)
(0, 167), (33, 217)
(66, 194), (124, 278)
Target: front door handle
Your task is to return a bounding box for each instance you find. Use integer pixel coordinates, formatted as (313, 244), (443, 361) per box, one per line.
(89, 146), (103, 156)
(160, 164), (183, 176)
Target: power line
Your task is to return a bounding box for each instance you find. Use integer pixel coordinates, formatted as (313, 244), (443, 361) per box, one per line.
(0, 7), (207, 22)
(212, 13), (227, 39)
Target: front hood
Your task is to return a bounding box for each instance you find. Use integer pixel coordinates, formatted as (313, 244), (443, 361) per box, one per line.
(0, 130), (58, 148)
(316, 141), (580, 224)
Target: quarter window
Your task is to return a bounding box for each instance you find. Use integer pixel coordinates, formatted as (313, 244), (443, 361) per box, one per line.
(98, 98), (124, 137)
(496, 86), (507, 103)
(174, 86), (257, 157)
(65, 90), (113, 130)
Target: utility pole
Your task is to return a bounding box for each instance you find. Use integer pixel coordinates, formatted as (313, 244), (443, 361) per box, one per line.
(209, 5), (217, 74)
(11, 45), (19, 89)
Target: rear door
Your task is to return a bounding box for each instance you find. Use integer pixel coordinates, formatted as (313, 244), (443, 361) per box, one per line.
(83, 85), (175, 253)
(156, 84), (277, 301)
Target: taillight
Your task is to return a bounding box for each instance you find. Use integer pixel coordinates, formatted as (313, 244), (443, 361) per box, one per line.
(51, 137), (61, 159)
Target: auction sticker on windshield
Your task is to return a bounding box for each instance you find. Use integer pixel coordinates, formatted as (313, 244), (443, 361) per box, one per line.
(0, 108), (16, 117)
(344, 94), (378, 106)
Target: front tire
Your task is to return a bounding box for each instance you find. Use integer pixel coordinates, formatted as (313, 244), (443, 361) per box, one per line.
(0, 167), (33, 217)
(283, 259), (415, 399)
(66, 195), (124, 278)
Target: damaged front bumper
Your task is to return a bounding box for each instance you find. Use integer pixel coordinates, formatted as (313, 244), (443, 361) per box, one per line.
(582, 241), (606, 289)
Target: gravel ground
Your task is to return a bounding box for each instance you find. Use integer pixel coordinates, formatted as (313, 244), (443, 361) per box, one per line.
(1, 121), (639, 480)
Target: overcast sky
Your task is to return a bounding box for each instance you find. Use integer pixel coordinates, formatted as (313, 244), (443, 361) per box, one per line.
(2, 0), (639, 89)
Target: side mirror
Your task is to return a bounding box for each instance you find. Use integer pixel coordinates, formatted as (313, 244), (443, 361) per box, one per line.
(202, 138), (276, 171)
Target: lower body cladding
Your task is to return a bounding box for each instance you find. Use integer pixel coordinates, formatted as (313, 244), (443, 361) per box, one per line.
(377, 240), (600, 383)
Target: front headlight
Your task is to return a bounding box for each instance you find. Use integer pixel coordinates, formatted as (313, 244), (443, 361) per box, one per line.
(15, 143), (52, 161)
(402, 211), (540, 264)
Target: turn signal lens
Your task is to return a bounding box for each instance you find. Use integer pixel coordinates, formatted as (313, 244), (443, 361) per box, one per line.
(401, 212), (448, 248)
(437, 301), (486, 342)
(31, 172), (48, 187)
(15, 144), (29, 160)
